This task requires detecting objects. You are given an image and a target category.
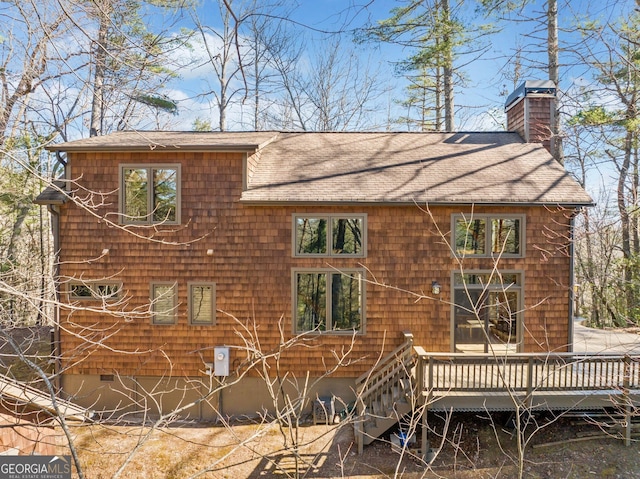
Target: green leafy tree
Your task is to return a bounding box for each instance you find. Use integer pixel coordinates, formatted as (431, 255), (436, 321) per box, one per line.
(86, 0), (189, 136)
(479, 0), (563, 161)
(570, 8), (640, 324)
(360, 0), (493, 131)
(0, 135), (54, 325)
(395, 67), (440, 131)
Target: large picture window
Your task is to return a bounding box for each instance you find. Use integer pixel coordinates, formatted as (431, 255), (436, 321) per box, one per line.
(293, 269), (364, 333)
(120, 165), (180, 224)
(453, 215), (524, 257)
(293, 215), (366, 257)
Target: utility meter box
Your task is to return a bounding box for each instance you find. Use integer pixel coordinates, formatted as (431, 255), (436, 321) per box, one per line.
(213, 346), (229, 376)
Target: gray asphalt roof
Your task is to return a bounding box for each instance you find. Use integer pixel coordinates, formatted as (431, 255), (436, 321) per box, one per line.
(45, 131), (278, 152)
(44, 130), (593, 206)
(241, 132), (593, 206)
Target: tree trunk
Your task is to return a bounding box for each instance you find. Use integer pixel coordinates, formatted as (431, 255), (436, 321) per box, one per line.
(618, 129), (633, 324)
(631, 140), (640, 322)
(441, 0), (454, 131)
(90, 2), (110, 137)
(435, 65), (442, 131)
(253, 35), (259, 130)
(547, 0), (563, 163)
(578, 146), (600, 326)
(632, 140), (639, 256)
(583, 212), (601, 327)
(219, 76), (227, 132)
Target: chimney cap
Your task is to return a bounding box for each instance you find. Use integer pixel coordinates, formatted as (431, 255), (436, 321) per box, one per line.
(505, 80), (556, 109)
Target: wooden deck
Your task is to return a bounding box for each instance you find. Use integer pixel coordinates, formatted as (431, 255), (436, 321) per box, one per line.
(414, 347), (640, 412)
(355, 335), (640, 453)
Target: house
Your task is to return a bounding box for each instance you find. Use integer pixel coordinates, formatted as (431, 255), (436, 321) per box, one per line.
(36, 81), (592, 421)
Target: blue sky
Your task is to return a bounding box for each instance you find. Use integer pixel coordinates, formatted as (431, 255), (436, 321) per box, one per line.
(154, 0), (628, 133)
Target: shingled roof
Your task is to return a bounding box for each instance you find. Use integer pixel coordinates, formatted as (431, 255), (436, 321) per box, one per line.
(45, 130), (277, 152)
(241, 131), (592, 206)
(46, 130), (592, 207)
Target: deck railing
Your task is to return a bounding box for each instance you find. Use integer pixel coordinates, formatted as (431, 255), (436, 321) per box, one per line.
(354, 332), (416, 453)
(355, 342), (640, 452)
(356, 332), (415, 405)
(413, 348), (640, 395)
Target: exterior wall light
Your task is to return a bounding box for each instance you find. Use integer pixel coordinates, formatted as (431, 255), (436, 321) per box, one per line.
(431, 281), (441, 295)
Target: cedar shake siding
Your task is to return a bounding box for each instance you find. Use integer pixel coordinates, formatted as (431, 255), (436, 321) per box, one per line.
(39, 127), (592, 415)
(54, 149), (581, 380)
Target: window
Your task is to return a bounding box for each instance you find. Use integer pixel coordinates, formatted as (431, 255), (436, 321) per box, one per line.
(120, 165), (180, 224)
(293, 269), (364, 333)
(69, 282), (122, 301)
(151, 282), (177, 324)
(189, 283), (216, 325)
(452, 272), (522, 353)
(453, 215), (524, 257)
(293, 215), (366, 257)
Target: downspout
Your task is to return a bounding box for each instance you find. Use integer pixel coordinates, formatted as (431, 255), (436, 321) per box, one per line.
(567, 209), (578, 353)
(48, 204), (63, 392)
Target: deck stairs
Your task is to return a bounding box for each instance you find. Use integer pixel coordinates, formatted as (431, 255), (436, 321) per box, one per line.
(354, 332), (417, 453)
(0, 372), (93, 423)
(354, 334), (640, 453)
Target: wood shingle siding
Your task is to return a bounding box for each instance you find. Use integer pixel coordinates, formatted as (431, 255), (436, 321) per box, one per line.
(57, 149), (576, 379)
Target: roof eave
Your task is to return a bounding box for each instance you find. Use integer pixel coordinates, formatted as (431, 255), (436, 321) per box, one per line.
(33, 198), (67, 206)
(45, 144), (263, 153)
(34, 181), (70, 206)
(238, 198), (594, 208)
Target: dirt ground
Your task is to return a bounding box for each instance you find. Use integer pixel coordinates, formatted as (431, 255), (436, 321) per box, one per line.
(65, 411), (640, 479)
(3, 327), (639, 478)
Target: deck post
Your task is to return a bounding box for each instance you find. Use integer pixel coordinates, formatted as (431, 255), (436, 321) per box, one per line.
(421, 405), (430, 463)
(525, 356), (534, 409)
(355, 382), (365, 454)
(624, 355), (632, 447)
(355, 415), (364, 454)
(413, 350), (431, 462)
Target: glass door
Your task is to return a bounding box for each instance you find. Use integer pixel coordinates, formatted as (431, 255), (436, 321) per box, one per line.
(453, 273), (521, 353)
(454, 289), (489, 353)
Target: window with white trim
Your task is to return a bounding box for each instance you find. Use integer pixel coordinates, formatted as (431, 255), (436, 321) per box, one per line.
(120, 165), (180, 224)
(189, 283), (216, 325)
(293, 215), (366, 257)
(453, 214), (524, 257)
(293, 269), (364, 333)
(151, 282), (177, 324)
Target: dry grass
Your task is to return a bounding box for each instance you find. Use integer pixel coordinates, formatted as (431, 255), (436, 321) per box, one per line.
(3, 329), (639, 477)
(70, 421), (354, 479)
(56, 413), (640, 479)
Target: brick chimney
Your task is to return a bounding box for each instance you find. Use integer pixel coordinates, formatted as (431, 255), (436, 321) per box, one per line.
(505, 80), (556, 154)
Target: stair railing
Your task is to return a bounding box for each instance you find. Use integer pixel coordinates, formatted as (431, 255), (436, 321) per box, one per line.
(354, 331), (416, 453)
